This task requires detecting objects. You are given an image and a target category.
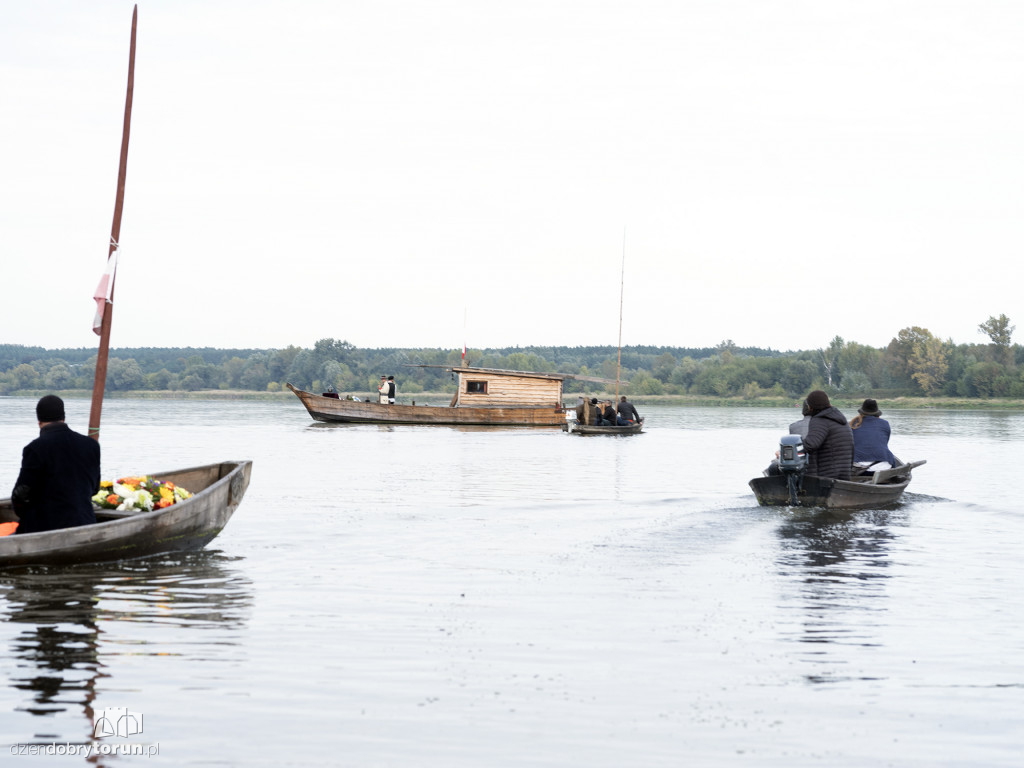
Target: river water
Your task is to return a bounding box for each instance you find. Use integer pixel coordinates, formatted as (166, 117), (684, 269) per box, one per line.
(0, 397), (1021, 767)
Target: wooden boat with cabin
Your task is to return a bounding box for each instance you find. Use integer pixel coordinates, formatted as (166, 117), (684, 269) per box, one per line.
(287, 365), (571, 426)
(749, 459), (926, 509)
(0, 461), (252, 568)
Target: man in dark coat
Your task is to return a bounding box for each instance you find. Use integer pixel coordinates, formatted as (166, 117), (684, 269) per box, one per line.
(802, 390), (854, 479)
(12, 395), (101, 534)
(616, 396), (641, 424)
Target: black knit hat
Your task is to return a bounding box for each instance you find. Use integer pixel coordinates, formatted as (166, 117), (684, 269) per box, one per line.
(806, 390), (830, 411)
(858, 398), (882, 417)
(36, 394), (65, 423)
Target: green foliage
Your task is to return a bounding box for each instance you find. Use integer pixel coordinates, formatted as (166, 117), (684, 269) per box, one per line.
(2, 319), (1021, 399)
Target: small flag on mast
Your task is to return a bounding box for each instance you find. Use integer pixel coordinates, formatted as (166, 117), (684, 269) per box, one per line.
(92, 241), (119, 335)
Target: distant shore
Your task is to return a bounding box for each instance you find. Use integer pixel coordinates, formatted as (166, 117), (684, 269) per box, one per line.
(5, 389), (1024, 410)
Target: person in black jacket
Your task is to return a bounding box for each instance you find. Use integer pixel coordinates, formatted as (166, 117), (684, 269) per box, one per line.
(616, 396), (641, 424)
(602, 402), (618, 426)
(11, 395), (101, 534)
(802, 390), (854, 479)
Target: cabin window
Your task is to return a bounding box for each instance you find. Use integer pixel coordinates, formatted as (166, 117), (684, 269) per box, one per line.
(466, 380), (488, 394)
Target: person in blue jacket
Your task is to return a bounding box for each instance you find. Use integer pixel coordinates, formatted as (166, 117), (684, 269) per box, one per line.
(850, 398), (898, 472)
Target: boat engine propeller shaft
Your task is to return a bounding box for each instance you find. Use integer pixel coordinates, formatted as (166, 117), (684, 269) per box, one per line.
(777, 434), (807, 505)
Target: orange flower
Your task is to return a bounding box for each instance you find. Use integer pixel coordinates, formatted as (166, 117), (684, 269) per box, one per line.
(106, 494), (120, 505)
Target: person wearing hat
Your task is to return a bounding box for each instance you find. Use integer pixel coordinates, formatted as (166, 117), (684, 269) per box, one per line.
(387, 375), (396, 405)
(802, 389), (855, 479)
(850, 398), (897, 472)
(378, 375), (389, 405)
(10, 395), (101, 534)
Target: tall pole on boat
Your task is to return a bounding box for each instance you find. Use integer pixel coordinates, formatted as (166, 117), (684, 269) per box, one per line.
(88, 5), (137, 442)
(616, 228), (625, 404)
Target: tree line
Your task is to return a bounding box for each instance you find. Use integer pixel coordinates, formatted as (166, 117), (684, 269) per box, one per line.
(1, 315), (1019, 400)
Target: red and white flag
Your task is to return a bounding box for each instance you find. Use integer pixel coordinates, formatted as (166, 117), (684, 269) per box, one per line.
(92, 244), (119, 335)
(462, 343), (466, 362)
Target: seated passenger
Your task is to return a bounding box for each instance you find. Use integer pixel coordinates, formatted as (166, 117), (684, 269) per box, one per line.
(802, 390), (854, 480)
(850, 398), (897, 472)
(602, 402), (618, 426)
(617, 396), (641, 424)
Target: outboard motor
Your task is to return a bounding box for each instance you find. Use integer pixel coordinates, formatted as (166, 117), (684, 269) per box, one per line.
(777, 434), (806, 505)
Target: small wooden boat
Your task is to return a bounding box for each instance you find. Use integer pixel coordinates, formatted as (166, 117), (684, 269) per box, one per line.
(287, 365), (571, 426)
(563, 418), (644, 435)
(749, 460), (926, 509)
(0, 461), (252, 568)
(563, 232), (646, 437)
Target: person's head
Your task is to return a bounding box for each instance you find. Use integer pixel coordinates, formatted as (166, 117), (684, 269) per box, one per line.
(388, 375), (394, 381)
(380, 375), (386, 380)
(806, 390), (830, 414)
(36, 394), (65, 424)
(590, 398), (598, 405)
(858, 398), (881, 417)
(620, 396), (627, 402)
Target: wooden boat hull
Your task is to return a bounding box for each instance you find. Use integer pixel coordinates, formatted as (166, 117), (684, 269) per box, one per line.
(749, 461), (924, 509)
(0, 460), (252, 568)
(288, 384), (565, 426)
(563, 419), (644, 435)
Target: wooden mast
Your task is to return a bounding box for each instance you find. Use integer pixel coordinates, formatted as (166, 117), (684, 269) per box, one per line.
(615, 228), (625, 403)
(88, 5), (137, 442)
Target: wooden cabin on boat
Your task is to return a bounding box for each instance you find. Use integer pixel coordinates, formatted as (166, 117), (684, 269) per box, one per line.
(448, 366), (565, 408)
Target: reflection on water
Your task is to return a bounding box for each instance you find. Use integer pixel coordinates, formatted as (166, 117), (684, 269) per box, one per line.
(0, 552), (251, 746)
(775, 509), (907, 684)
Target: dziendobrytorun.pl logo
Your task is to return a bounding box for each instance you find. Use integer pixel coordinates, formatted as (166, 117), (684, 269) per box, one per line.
(10, 707), (159, 758)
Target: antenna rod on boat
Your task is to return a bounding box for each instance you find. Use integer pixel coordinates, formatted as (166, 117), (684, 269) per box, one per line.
(616, 228), (625, 403)
(88, 5), (137, 442)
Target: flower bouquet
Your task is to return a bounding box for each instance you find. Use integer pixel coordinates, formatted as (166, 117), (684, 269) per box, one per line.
(92, 475), (193, 512)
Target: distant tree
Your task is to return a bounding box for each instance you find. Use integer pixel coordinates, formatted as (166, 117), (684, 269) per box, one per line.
(44, 363), (74, 390)
(818, 336), (844, 388)
(716, 339), (737, 364)
(10, 363), (40, 390)
(107, 358), (145, 391)
(908, 335), (950, 395)
(978, 314), (1015, 366)
(884, 327), (933, 388)
(651, 352), (677, 382)
(147, 368), (174, 390)
(839, 370), (872, 395)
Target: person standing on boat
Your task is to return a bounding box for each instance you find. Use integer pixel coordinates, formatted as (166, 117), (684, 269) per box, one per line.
(11, 395), (100, 534)
(850, 398), (897, 472)
(387, 375), (396, 404)
(617, 396), (641, 424)
(802, 390), (854, 480)
(378, 375), (389, 405)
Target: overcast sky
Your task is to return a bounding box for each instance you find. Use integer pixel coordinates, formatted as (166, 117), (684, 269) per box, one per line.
(2, 1), (1021, 355)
